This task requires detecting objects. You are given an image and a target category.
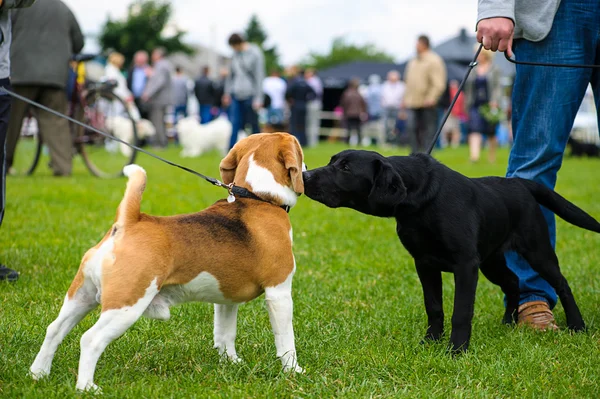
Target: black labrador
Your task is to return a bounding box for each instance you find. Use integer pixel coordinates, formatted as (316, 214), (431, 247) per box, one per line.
(303, 150), (600, 353)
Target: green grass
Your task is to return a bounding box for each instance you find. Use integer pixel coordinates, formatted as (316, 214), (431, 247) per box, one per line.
(1, 143), (600, 398)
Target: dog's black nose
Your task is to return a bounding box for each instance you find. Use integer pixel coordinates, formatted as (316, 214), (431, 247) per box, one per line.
(302, 170), (312, 180)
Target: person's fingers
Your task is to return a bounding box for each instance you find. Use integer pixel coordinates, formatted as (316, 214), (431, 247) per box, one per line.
(497, 37), (509, 53)
(476, 30), (484, 44)
(482, 35), (492, 50)
(507, 35), (514, 58)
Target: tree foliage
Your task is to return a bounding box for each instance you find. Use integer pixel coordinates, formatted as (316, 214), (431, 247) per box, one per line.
(302, 38), (395, 71)
(99, 0), (194, 66)
(244, 14), (282, 74)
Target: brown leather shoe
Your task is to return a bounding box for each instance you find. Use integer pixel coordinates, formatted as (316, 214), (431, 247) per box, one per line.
(518, 300), (559, 330)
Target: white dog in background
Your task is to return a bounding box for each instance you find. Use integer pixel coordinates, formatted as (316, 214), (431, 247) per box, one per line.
(177, 115), (242, 157)
(105, 116), (156, 157)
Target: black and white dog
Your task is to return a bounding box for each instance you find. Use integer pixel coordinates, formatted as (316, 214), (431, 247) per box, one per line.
(303, 150), (600, 353)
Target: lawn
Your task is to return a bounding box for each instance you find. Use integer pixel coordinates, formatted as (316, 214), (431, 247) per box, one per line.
(1, 143), (599, 398)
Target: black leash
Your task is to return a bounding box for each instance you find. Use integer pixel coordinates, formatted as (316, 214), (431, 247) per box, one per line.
(0, 86), (291, 213)
(426, 44), (600, 155)
(426, 43), (483, 154)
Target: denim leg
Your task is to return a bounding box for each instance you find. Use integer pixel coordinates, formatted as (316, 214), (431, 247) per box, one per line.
(228, 97), (244, 150)
(199, 105), (212, 124)
(505, 0), (599, 308)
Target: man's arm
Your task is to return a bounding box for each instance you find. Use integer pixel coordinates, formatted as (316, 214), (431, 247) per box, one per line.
(143, 63), (168, 100)
(476, 0), (515, 55)
(253, 49), (265, 107)
(1, 0), (36, 9)
(425, 57), (447, 106)
(67, 7), (84, 54)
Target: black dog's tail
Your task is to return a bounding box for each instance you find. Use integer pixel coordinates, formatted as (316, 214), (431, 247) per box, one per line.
(518, 178), (600, 233)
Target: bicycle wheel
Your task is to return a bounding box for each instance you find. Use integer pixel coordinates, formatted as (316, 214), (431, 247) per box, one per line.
(74, 89), (138, 178)
(11, 110), (42, 176)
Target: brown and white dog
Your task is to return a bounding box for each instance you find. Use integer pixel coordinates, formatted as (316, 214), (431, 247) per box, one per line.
(30, 133), (306, 391)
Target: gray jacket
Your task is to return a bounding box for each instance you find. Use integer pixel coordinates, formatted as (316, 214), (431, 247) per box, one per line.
(10, 0), (83, 88)
(0, 0), (36, 80)
(225, 43), (265, 103)
(477, 0), (561, 42)
(143, 58), (173, 106)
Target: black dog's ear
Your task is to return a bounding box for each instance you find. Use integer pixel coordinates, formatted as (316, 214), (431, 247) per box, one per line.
(368, 159), (407, 210)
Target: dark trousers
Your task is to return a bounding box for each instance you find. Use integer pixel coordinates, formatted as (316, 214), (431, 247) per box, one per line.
(134, 97), (149, 120)
(0, 78), (12, 227)
(346, 117), (362, 143)
(6, 85), (72, 176)
(290, 106), (307, 146)
(149, 105), (168, 148)
(228, 97), (260, 149)
(406, 106), (438, 153)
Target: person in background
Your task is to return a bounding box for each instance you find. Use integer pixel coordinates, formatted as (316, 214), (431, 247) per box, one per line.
(464, 47), (502, 163)
(104, 51), (139, 119)
(172, 66), (189, 122)
(142, 47), (173, 149)
(285, 66), (316, 146)
(222, 33), (265, 149)
(365, 74), (383, 121)
(262, 69), (287, 131)
(340, 78), (368, 146)
(127, 50), (150, 119)
(212, 67), (229, 116)
(6, 0), (83, 177)
(477, 0), (600, 329)
(305, 68), (323, 146)
(440, 80), (465, 149)
(403, 35), (447, 153)
(381, 70), (405, 144)
(194, 66), (215, 124)
(0, 0), (37, 282)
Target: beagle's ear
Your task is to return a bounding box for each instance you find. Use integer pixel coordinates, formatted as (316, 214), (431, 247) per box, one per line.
(282, 137), (304, 194)
(219, 148), (238, 185)
(368, 159), (406, 210)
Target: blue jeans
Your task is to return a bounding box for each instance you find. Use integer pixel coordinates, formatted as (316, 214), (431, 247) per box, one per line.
(174, 104), (188, 121)
(199, 104), (213, 124)
(228, 96), (259, 149)
(506, 0), (600, 308)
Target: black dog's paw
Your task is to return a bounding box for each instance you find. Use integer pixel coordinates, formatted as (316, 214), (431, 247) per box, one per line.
(419, 331), (443, 344)
(568, 321), (586, 332)
(447, 342), (469, 356)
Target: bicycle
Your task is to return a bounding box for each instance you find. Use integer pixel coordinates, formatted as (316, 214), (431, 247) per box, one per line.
(10, 53), (139, 178)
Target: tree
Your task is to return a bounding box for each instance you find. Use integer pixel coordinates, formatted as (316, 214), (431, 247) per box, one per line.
(99, 0), (193, 66)
(302, 38), (395, 71)
(243, 14), (282, 74)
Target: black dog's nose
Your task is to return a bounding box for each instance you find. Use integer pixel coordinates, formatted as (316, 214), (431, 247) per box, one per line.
(302, 170), (312, 180)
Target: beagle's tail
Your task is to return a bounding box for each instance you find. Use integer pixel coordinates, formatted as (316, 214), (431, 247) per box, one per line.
(115, 164), (147, 228)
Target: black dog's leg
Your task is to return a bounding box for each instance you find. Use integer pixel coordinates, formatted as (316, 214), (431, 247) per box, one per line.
(416, 262), (444, 342)
(480, 253), (519, 325)
(449, 261), (479, 354)
(517, 241), (585, 331)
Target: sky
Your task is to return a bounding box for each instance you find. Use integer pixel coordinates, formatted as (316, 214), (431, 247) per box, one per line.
(63, 0), (479, 64)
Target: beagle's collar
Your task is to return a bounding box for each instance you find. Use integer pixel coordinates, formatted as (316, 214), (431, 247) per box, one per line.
(229, 185), (291, 213)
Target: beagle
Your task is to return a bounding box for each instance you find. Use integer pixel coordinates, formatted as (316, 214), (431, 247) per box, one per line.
(30, 133), (306, 391)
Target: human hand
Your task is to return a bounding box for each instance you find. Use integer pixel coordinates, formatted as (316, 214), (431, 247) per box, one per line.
(423, 99), (436, 108)
(222, 94), (231, 106)
(476, 17), (514, 56)
(141, 93), (149, 103)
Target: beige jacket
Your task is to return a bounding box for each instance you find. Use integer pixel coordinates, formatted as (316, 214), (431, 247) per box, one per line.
(403, 50), (447, 109)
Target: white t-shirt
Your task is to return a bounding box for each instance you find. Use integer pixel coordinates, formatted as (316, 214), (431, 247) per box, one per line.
(262, 76), (287, 109)
(381, 81), (406, 109)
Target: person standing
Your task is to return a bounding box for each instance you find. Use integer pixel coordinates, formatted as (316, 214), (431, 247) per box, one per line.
(477, 0), (600, 329)
(222, 33), (265, 150)
(340, 78), (368, 145)
(305, 68), (323, 146)
(381, 70), (405, 144)
(142, 47), (173, 149)
(6, 0), (83, 177)
(172, 66), (189, 122)
(262, 69), (287, 131)
(0, 0), (37, 282)
(127, 50), (150, 119)
(194, 66), (215, 124)
(285, 67), (316, 146)
(104, 52), (139, 119)
(464, 47), (502, 163)
(403, 35), (447, 153)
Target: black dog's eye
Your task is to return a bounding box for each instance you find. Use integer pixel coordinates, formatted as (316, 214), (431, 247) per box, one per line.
(341, 163), (351, 172)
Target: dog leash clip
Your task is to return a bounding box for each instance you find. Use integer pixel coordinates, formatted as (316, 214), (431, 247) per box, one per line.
(226, 183), (236, 203)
